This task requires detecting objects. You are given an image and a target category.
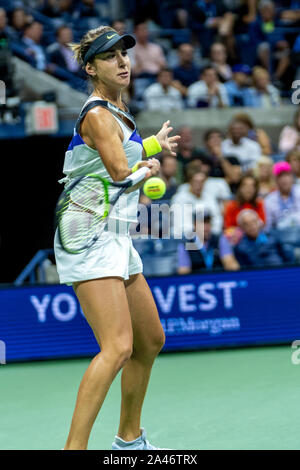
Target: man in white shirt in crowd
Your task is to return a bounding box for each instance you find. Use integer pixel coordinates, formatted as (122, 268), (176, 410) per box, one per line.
(222, 119), (262, 171)
(22, 21), (47, 71)
(143, 67), (184, 111)
(187, 65), (229, 108)
(171, 169), (224, 237)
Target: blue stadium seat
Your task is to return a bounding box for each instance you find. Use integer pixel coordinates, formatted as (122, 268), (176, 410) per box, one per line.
(133, 238), (179, 277)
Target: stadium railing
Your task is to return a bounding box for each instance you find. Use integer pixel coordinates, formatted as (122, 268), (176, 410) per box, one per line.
(14, 249), (55, 286)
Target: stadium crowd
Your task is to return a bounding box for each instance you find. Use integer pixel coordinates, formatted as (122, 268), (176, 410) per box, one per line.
(0, 0), (300, 109)
(1, 0), (300, 276)
(135, 107), (300, 276)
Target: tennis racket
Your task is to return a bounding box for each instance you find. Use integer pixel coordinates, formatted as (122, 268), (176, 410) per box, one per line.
(56, 166), (149, 254)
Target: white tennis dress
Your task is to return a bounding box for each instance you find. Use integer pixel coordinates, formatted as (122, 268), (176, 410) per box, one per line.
(54, 97), (144, 285)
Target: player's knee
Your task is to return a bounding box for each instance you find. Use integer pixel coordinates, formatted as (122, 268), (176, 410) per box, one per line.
(110, 341), (133, 370)
(148, 327), (166, 357)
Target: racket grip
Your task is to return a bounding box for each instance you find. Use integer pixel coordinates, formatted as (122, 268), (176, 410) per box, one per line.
(127, 166), (149, 186)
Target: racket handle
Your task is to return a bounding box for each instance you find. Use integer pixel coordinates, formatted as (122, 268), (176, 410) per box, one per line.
(126, 166), (149, 186)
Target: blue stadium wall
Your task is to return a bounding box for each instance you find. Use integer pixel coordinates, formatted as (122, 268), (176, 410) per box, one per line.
(1, 266), (300, 362)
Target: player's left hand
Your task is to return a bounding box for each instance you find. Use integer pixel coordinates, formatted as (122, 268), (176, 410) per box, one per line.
(156, 120), (180, 157)
(146, 158), (161, 177)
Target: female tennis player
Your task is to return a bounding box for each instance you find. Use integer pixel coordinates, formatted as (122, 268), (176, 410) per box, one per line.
(54, 25), (179, 450)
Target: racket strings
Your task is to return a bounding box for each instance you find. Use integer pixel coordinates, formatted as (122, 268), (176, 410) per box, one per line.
(57, 177), (110, 253)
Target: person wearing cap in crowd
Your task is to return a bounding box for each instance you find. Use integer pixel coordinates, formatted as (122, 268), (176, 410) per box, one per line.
(54, 25), (180, 451)
(177, 210), (238, 274)
(220, 209), (294, 268)
(265, 161), (300, 231)
(224, 64), (252, 107)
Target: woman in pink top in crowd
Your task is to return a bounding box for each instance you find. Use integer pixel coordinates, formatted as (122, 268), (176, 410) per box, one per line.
(278, 108), (300, 154)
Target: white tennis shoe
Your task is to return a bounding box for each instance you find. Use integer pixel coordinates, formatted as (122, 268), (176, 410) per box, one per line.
(112, 428), (170, 450)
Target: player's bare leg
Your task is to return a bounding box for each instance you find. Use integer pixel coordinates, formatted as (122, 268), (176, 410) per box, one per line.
(64, 277), (133, 450)
(116, 273), (165, 443)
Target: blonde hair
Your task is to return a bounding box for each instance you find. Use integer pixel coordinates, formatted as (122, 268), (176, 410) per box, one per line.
(257, 155), (274, 167)
(254, 155), (273, 176)
(69, 25), (116, 68)
(252, 66), (270, 83)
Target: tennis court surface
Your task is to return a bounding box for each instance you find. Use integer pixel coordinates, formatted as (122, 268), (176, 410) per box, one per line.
(0, 345), (298, 450)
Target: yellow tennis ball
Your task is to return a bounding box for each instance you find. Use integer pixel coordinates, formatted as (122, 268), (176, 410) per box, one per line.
(143, 177), (166, 200)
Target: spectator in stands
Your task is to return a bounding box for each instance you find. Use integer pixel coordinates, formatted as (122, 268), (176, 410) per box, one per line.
(278, 107), (300, 154)
(0, 8), (16, 40)
(156, 0), (191, 29)
(209, 42), (232, 82)
(187, 65), (229, 108)
(232, 112), (272, 155)
(175, 126), (204, 179)
(159, 154), (178, 200)
(286, 149), (300, 185)
(47, 26), (81, 75)
(74, 0), (99, 18)
(222, 118), (262, 171)
(172, 43), (201, 93)
(132, 21), (166, 77)
(245, 66), (281, 107)
(179, 158), (232, 207)
(265, 161), (300, 230)
(291, 33), (300, 74)
(251, 0), (291, 87)
(143, 68), (184, 111)
(255, 155), (276, 198)
(183, 157), (233, 217)
(10, 7), (31, 41)
(177, 210), (225, 274)
(278, 1), (300, 26)
(188, 0), (235, 57)
(227, 209), (294, 267)
(40, 0), (75, 20)
(201, 127), (239, 179)
(224, 174), (266, 229)
(224, 63), (253, 107)
(22, 21), (47, 71)
(171, 168), (225, 235)
(224, 155), (243, 195)
(0, 8), (20, 124)
(111, 20), (126, 36)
